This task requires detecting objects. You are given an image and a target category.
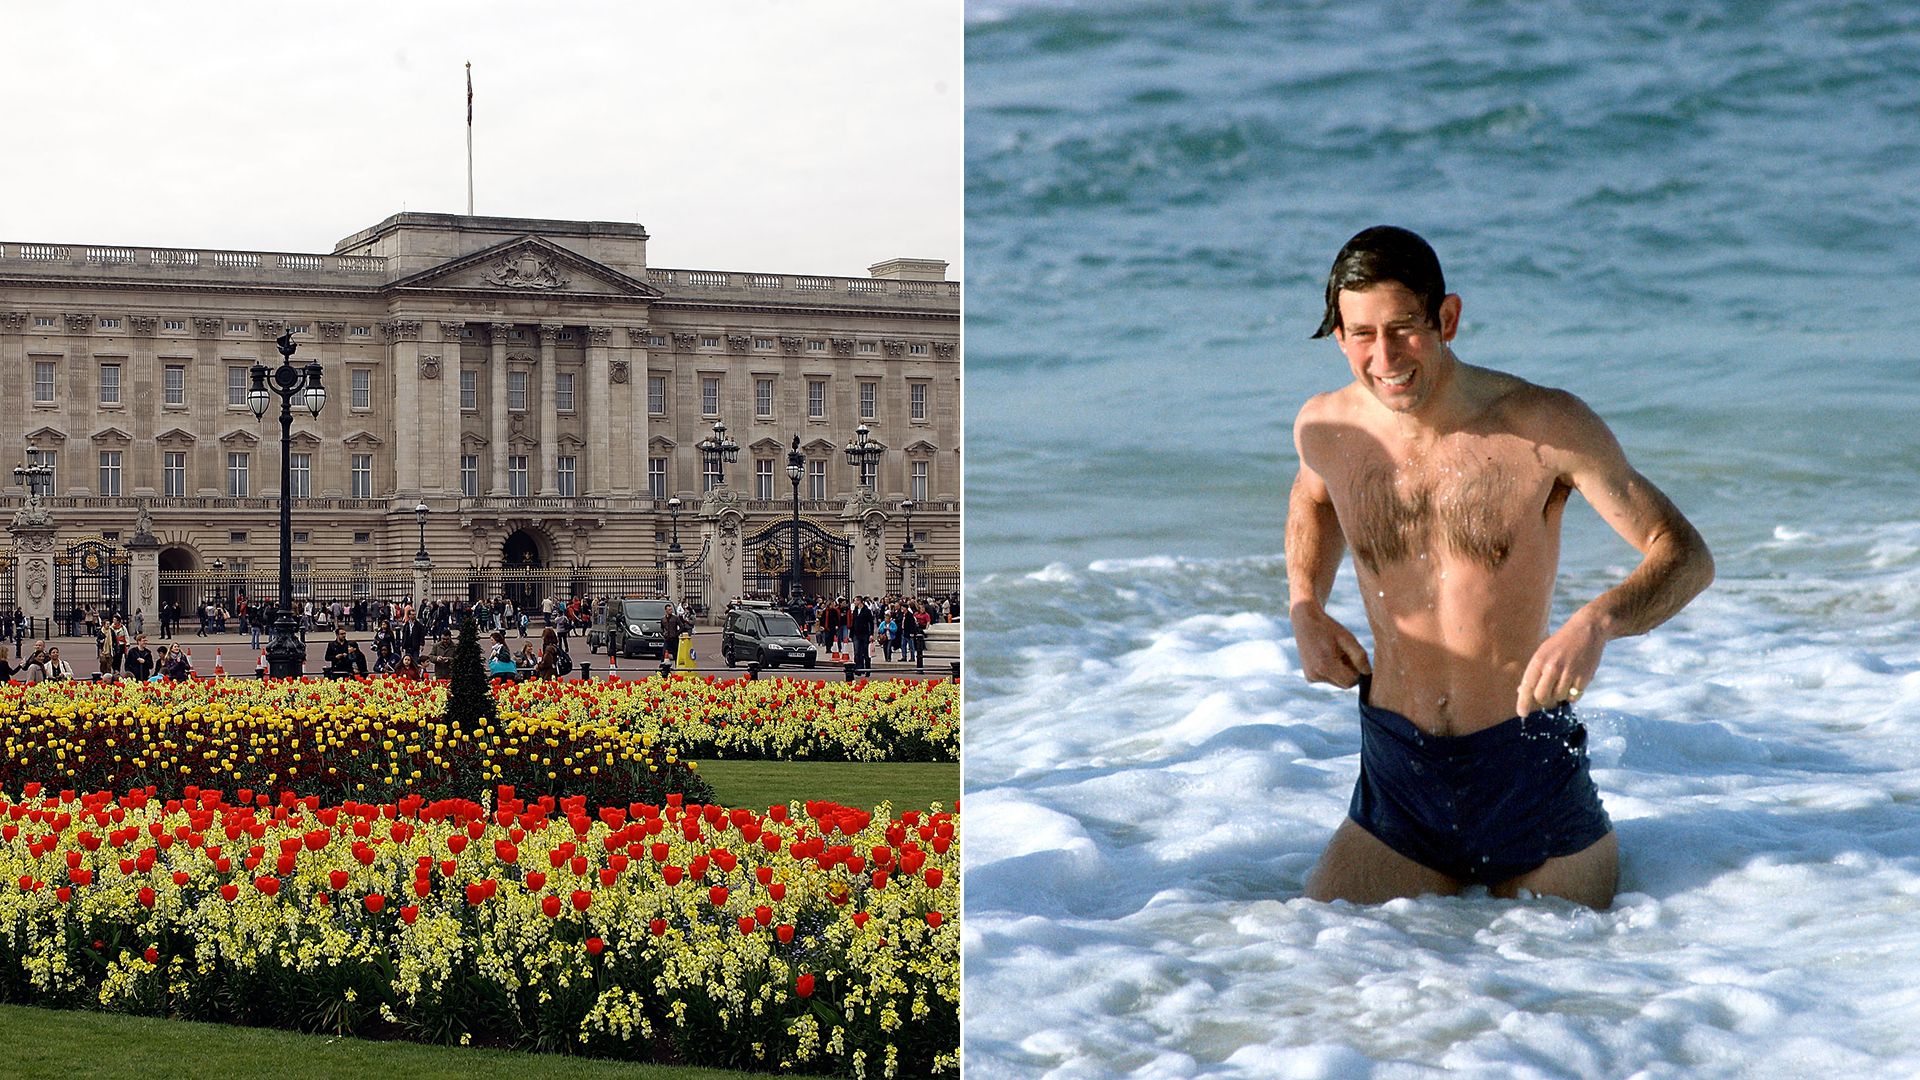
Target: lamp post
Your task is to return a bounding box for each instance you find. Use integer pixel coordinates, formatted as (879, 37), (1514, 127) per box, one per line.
(696, 420), (740, 491)
(13, 459), (53, 502)
(667, 496), (682, 554)
(210, 558), (225, 612)
(413, 501), (430, 564)
(785, 436), (804, 604)
(248, 332), (326, 677)
(899, 499), (916, 556)
(843, 423), (883, 494)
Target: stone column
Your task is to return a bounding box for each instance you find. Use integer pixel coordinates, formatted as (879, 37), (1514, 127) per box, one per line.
(665, 549), (686, 607)
(489, 323), (513, 495)
(898, 550), (922, 599)
(538, 326), (562, 495)
(126, 507), (161, 634)
(585, 326), (613, 496)
(9, 512), (56, 636)
(385, 320), (423, 495)
(412, 554), (434, 611)
(841, 491), (888, 598)
(698, 488), (745, 615)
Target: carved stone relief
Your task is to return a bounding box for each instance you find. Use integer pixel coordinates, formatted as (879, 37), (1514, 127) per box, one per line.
(129, 316), (157, 335)
(673, 333), (697, 351)
(25, 559), (48, 603)
(626, 327), (652, 348)
(832, 338), (856, 356)
(933, 342), (956, 359)
(883, 340), (907, 358)
(484, 252), (571, 290)
(418, 355), (442, 379)
(609, 359), (630, 384)
(727, 333), (752, 352)
(383, 320), (422, 340)
(320, 322), (347, 340)
(195, 317), (223, 337)
(257, 319), (285, 339)
(779, 336), (804, 355)
(1, 313), (28, 332)
(586, 326), (612, 346)
(438, 321), (467, 339)
(64, 314), (94, 333)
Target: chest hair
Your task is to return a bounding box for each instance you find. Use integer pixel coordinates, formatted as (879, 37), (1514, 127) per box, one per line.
(1345, 457), (1516, 573)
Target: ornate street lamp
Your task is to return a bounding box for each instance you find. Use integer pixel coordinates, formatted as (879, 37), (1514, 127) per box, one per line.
(843, 423), (883, 493)
(696, 420), (740, 491)
(667, 496), (682, 554)
(13, 457), (53, 501)
(785, 436), (805, 604)
(249, 332), (325, 677)
(900, 499), (917, 556)
(413, 501), (430, 564)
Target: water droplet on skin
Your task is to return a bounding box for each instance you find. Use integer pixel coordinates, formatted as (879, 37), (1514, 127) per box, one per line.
(1377, 591), (1385, 598)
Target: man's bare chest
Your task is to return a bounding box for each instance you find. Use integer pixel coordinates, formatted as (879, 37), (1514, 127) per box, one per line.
(1327, 444), (1560, 574)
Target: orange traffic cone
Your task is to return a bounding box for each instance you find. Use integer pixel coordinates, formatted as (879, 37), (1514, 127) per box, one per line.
(608, 653), (617, 680)
(182, 647), (194, 678)
(213, 648), (226, 677)
(257, 650), (268, 676)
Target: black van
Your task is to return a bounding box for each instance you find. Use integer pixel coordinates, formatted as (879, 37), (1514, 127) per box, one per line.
(587, 598), (671, 658)
(721, 605), (818, 669)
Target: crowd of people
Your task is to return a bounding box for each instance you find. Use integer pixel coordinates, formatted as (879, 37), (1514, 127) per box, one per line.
(3, 589), (959, 683)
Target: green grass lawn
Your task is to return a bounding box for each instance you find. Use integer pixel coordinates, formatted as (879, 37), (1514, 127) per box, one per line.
(0, 1003), (836, 1080)
(691, 759), (958, 814)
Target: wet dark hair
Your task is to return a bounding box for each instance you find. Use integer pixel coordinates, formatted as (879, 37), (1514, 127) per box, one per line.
(1311, 225), (1447, 338)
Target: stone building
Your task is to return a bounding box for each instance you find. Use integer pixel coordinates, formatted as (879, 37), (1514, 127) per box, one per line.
(0, 213), (959, 628)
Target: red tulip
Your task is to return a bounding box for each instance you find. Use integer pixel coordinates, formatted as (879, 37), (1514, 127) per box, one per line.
(925, 868), (944, 890)
(795, 973), (815, 998)
(769, 883), (786, 902)
(495, 840), (518, 864)
(585, 936), (605, 955)
(219, 884), (239, 902)
(571, 889), (592, 912)
(55, 886), (71, 903)
(400, 904), (419, 924)
(776, 923), (795, 944)
(542, 894), (562, 918)
(709, 885), (729, 907)
(330, 870), (350, 891)
(254, 876), (279, 896)
(138, 886), (156, 908)
(364, 894), (385, 913)
(649, 918), (668, 936)
(754, 905), (773, 927)
(524, 871), (547, 891)
(465, 882), (488, 905)
(144, 946), (159, 964)
(70, 868), (93, 887)
(927, 911), (943, 928)
(447, 834), (468, 855)
(662, 866), (684, 886)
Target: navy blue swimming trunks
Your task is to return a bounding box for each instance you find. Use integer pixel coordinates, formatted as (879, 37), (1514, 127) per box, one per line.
(1348, 680), (1612, 884)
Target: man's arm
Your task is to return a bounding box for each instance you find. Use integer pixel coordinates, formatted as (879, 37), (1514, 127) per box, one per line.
(1286, 409), (1372, 688)
(1517, 391), (1715, 714)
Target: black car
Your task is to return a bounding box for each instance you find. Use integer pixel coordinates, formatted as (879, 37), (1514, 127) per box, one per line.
(722, 606), (818, 669)
(587, 599), (671, 658)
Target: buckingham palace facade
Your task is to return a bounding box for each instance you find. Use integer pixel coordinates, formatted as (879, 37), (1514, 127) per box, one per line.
(0, 212), (959, 622)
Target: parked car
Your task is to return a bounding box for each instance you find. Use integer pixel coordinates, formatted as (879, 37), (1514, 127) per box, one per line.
(722, 605), (817, 669)
(587, 598), (671, 658)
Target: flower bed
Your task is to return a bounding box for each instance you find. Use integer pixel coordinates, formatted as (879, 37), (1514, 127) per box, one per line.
(505, 677), (959, 763)
(0, 679), (714, 809)
(0, 784), (957, 1078)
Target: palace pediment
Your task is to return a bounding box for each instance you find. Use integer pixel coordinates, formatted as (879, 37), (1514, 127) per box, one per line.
(389, 235), (662, 300)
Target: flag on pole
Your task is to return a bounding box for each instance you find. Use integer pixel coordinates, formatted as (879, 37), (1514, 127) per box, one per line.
(466, 62), (473, 126)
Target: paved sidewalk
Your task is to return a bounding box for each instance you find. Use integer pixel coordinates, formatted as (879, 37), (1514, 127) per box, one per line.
(9, 626), (956, 683)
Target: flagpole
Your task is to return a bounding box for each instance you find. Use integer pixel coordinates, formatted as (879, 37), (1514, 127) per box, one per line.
(466, 61), (475, 216)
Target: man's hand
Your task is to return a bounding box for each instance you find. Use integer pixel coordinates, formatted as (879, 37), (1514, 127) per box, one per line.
(1291, 602), (1372, 688)
(1517, 609), (1609, 716)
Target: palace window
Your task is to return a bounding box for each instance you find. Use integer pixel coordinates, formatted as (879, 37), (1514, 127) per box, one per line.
(460, 455), (478, 497)
(98, 451), (122, 497)
(807, 379), (825, 419)
(163, 451), (186, 497)
(34, 316), (55, 328)
(555, 371), (575, 413)
(702, 377), (720, 417)
(912, 460), (929, 502)
(755, 378), (774, 418)
(909, 343), (930, 355)
(807, 459), (826, 501)
(859, 381), (877, 420)
(557, 455), (577, 498)
(860, 341), (877, 355)
(911, 382), (928, 420)
(460, 370), (477, 411)
(755, 458), (774, 500)
(98, 364), (121, 405)
(227, 452), (250, 497)
(507, 455), (528, 497)
(33, 361), (55, 404)
(507, 371), (528, 412)
(350, 325), (371, 337)
(100, 318), (121, 330)
(648, 376), (667, 415)
(701, 336), (720, 349)
(350, 453), (373, 498)
(227, 321), (248, 334)
(289, 453), (311, 498)
(754, 337), (773, 350)
(648, 457), (667, 499)
(163, 319), (186, 332)
(702, 457), (721, 493)
(164, 364), (186, 406)
(351, 369), (371, 410)
(227, 366), (248, 407)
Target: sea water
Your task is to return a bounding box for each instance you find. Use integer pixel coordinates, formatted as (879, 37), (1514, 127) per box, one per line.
(963, 2), (1920, 1076)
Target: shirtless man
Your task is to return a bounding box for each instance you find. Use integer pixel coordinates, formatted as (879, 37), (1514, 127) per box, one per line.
(1287, 226), (1714, 910)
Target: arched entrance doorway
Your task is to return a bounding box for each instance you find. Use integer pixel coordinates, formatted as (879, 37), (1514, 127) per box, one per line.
(158, 547), (196, 625)
(500, 529), (548, 613)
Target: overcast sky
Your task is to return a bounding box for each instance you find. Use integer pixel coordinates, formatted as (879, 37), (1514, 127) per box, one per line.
(1, 1), (961, 278)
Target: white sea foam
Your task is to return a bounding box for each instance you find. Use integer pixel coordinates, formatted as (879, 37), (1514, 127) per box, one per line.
(965, 546), (1920, 1077)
